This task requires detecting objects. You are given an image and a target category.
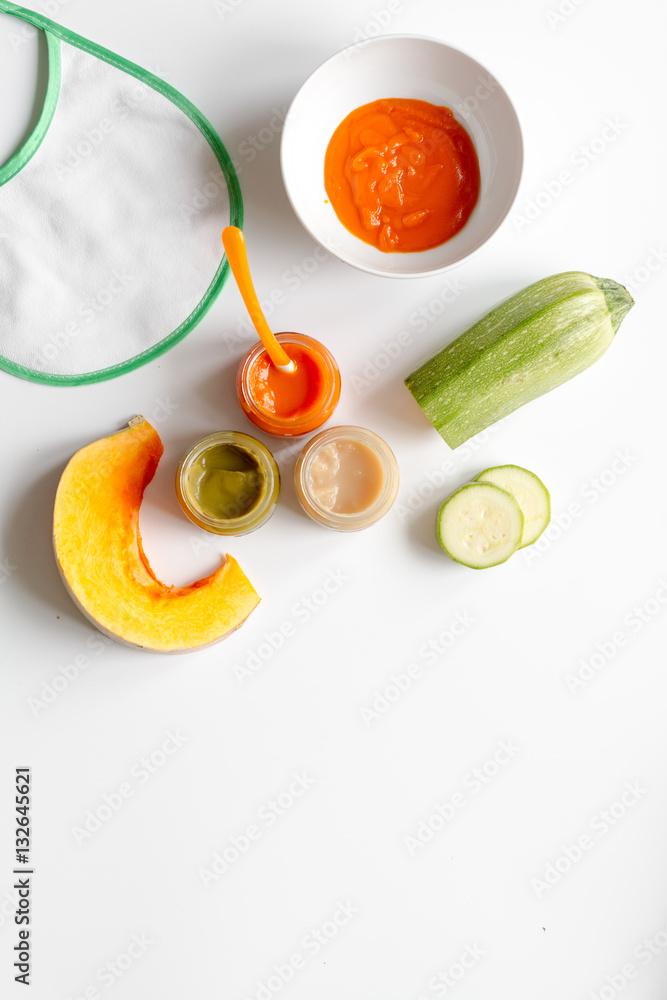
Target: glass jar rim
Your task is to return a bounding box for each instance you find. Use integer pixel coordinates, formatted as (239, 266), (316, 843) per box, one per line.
(238, 333), (340, 431)
(295, 425), (399, 528)
(177, 431), (280, 533)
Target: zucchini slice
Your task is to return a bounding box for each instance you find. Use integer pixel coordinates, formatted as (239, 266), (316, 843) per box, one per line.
(475, 464), (550, 547)
(436, 483), (523, 569)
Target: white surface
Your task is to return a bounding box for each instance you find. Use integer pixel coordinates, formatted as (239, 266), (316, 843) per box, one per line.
(1, 1), (666, 998)
(281, 35), (522, 277)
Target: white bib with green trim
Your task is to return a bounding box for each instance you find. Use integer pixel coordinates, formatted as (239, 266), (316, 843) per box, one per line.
(0, 1), (242, 385)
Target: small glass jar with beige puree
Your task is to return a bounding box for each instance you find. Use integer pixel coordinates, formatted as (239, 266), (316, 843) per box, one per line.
(294, 425), (399, 530)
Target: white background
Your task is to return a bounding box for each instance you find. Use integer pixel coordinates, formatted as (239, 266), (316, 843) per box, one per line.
(1, 1), (666, 998)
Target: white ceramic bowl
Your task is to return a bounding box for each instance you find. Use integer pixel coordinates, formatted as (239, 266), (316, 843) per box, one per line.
(281, 35), (523, 278)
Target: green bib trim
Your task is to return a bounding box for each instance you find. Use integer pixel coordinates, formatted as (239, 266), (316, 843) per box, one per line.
(0, 0), (242, 385)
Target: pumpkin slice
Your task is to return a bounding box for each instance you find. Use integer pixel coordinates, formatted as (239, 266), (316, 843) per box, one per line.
(53, 416), (260, 652)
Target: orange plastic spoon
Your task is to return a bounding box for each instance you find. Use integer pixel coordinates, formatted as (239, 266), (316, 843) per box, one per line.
(222, 227), (295, 373)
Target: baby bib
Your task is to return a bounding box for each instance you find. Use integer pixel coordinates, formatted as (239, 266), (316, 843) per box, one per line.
(0, 0), (242, 384)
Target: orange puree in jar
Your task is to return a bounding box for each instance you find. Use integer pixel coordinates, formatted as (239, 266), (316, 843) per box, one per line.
(324, 98), (480, 253)
(248, 344), (326, 418)
(236, 333), (341, 437)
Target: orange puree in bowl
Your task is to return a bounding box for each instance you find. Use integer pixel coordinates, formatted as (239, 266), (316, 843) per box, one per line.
(324, 98), (480, 253)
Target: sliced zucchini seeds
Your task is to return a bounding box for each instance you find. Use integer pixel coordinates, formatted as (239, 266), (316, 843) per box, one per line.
(475, 464), (550, 547)
(437, 483), (524, 569)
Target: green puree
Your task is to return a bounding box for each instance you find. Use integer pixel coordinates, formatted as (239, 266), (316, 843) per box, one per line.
(188, 443), (264, 520)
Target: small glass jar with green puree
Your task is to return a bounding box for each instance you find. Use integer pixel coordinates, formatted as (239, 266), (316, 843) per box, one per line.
(176, 431), (280, 535)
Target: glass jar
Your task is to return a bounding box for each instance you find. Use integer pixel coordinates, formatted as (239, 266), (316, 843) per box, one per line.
(236, 332), (341, 437)
(176, 431), (280, 535)
(294, 425), (399, 531)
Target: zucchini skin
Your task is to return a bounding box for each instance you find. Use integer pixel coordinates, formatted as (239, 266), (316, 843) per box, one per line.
(404, 272), (634, 448)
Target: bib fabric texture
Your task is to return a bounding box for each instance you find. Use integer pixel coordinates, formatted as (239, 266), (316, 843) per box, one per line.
(0, 1), (242, 384)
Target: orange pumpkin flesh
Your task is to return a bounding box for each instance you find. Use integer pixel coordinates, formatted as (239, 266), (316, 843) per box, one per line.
(53, 416), (260, 652)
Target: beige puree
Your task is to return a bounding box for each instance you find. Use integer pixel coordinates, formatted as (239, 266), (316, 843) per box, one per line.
(307, 439), (385, 513)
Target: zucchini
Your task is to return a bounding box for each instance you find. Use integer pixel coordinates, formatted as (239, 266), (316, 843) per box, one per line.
(474, 464), (550, 547)
(436, 482), (523, 569)
(405, 272), (633, 448)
